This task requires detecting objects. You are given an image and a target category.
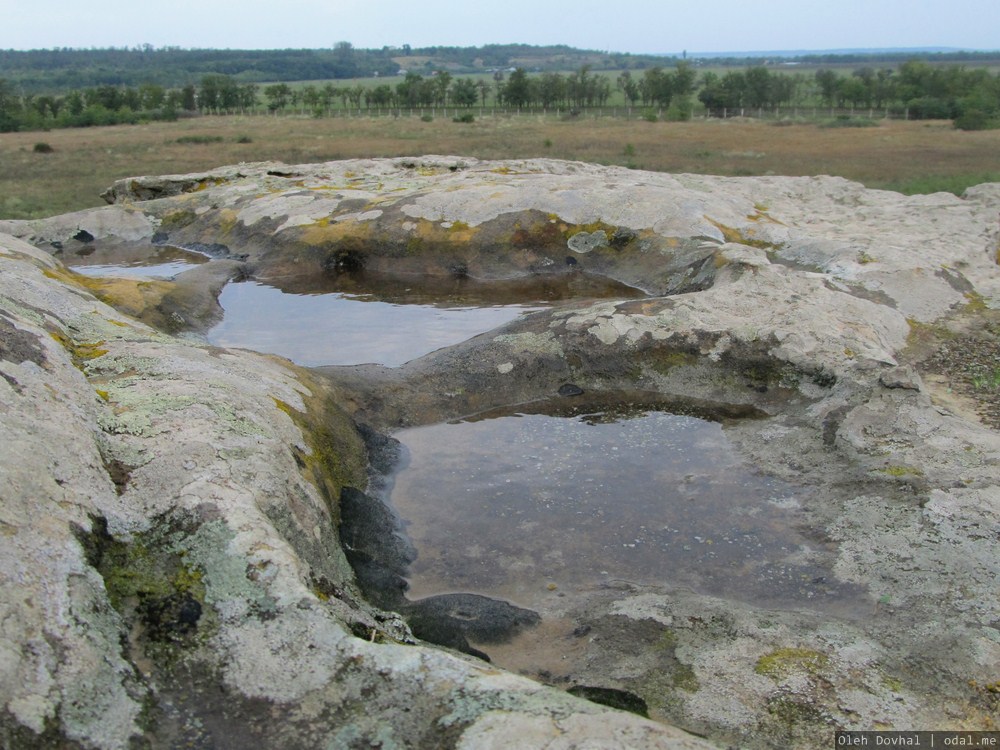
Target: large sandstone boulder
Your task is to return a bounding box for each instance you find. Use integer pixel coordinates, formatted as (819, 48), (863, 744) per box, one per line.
(0, 233), (714, 748)
(1, 157), (998, 748)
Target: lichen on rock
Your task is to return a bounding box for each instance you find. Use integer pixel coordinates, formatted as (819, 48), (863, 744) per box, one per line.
(2, 157), (999, 748)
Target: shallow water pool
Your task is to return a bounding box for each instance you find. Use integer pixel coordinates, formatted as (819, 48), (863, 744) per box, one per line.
(387, 396), (866, 616)
(206, 272), (639, 367)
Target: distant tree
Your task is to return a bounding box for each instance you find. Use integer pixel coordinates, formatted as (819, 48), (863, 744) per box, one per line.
(301, 84), (321, 112)
(872, 69), (895, 109)
(743, 66), (772, 108)
(432, 71), (452, 105)
(617, 71), (640, 106)
(815, 69), (840, 106)
(538, 72), (567, 107)
(396, 71), (423, 107)
(180, 84), (196, 111)
(65, 90), (85, 116)
(503, 68), (532, 107)
(321, 83), (338, 110)
(672, 61), (697, 98)
(263, 83), (292, 111)
(238, 84), (258, 111)
(366, 84), (393, 108)
(698, 72), (723, 111)
(839, 76), (871, 108)
(719, 71), (747, 109)
(199, 75), (226, 111)
(138, 83), (165, 109)
(450, 77), (479, 107)
(639, 67), (671, 107)
(0, 79), (22, 130)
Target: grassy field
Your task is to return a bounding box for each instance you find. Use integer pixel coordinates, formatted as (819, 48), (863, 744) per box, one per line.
(3, 113), (1000, 220)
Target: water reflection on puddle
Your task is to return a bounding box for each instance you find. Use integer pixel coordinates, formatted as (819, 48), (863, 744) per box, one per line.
(65, 245), (207, 279)
(388, 396), (865, 616)
(207, 273), (640, 367)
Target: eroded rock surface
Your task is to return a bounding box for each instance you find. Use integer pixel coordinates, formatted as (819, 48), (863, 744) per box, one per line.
(1, 157), (999, 748)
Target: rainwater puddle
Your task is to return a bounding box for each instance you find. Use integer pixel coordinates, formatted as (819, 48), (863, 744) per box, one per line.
(65, 244), (207, 279)
(387, 395), (867, 618)
(206, 272), (640, 367)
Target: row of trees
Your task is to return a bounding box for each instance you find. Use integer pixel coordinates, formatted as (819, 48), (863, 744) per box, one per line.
(7, 45), (1000, 96)
(696, 62), (1000, 126)
(255, 63), (699, 112)
(2, 62), (998, 132)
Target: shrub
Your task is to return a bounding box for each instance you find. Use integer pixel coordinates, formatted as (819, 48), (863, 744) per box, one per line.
(906, 96), (956, 120)
(820, 116), (879, 129)
(32, 142), (54, 153)
(954, 110), (997, 131)
(175, 135), (224, 144)
(235, 135), (253, 144)
(421, 114), (434, 122)
(452, 113), (474, 123)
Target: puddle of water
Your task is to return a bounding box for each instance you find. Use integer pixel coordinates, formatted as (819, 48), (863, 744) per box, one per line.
(206, 272), (641, 368)
(386, 395), (867, 618)
(65, 244), (207, 279)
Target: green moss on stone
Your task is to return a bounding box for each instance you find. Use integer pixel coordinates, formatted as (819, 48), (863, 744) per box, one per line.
(672, 663), (700, 692)
(647, 349), (698, 375)
(755, 647), (830, 680)
(878, 465), (925, 478)
(158, 209), (197, 230)
(270, 376), (367, 518)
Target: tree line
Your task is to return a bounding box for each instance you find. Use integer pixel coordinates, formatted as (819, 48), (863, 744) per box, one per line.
(5, 44), (998, 96)
(0, 43), (675, 94)
(697, 61), (1000, 128)
(1, 61), (998, 133)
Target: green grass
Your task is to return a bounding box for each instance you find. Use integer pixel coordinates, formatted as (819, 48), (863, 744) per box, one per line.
(875, 172), (1000, 195)
(2, 115), (1000, 220)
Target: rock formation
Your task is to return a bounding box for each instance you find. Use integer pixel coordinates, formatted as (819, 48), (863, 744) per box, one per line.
(1, 157), (998, 748)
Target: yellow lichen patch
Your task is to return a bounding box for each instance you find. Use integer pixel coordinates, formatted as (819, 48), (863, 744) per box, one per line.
(704, 216), (777, 250)
(299, 217), (373, 247)
(964, 291), (988, 313)
(192, 176), (229, 192)
(878, 465), (924, 478)
(217, 208), (240, 236)
(442, 220), (477, 244)
(754, 647), (830, 679)
(746, 207), (787, 226)
(73, 342), (109, 361)
(410, 217), (464, 247)
(47, 329), (109, 370)
(85, 277), (176, 321)
(43, 265), (175, 322)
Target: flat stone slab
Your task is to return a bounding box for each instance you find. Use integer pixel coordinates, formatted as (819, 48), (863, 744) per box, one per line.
(1, 158), (998, 748)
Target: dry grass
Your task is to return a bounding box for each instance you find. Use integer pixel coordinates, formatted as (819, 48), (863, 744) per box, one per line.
(3, 114), (1000, 219)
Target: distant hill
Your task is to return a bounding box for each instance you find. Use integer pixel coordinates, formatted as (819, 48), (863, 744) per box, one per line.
(668, 47), (972, 58)
(2, 44), (999, 94)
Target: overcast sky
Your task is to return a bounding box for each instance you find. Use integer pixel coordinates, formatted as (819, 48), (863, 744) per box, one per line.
(1, 0), (997, 54)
